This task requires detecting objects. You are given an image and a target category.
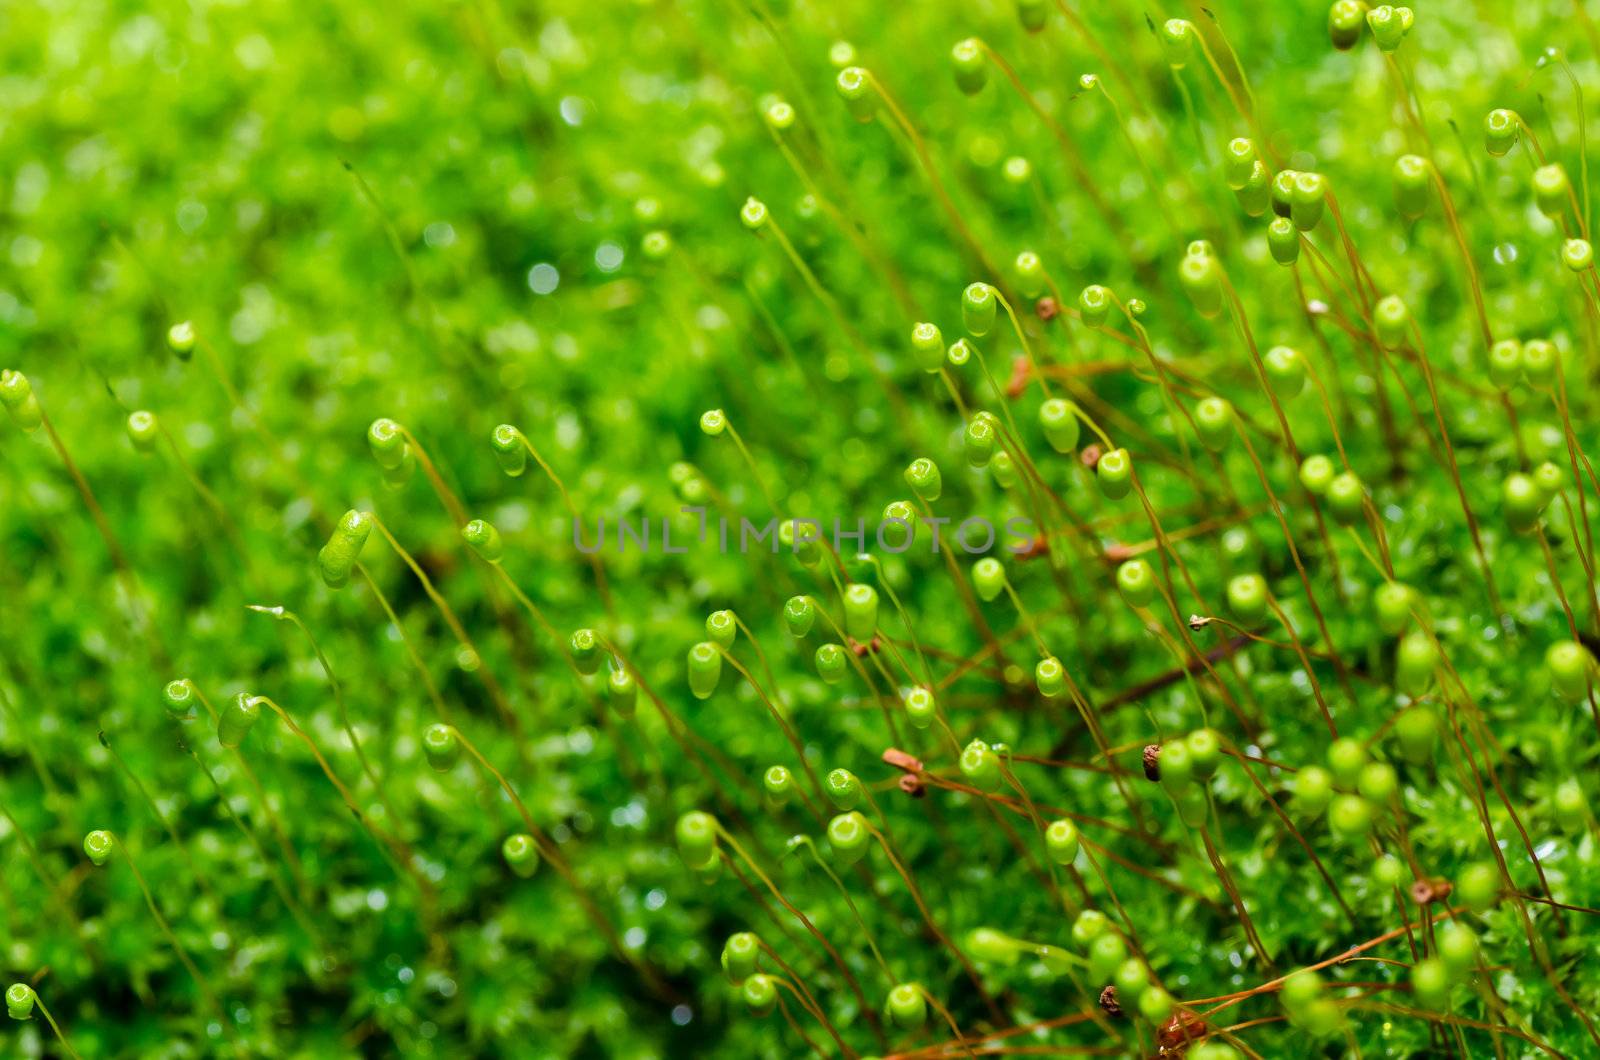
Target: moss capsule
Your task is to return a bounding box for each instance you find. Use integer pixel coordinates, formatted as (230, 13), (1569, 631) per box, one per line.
(1294, 766), (1334, 815)
(964, 414), (997, 469)
(1159, 19), (1195, 68)
(606, 665), (637, 718)
(1226, 573), (1268, 623)
(1546, 640), (1596, 702)
(1396, 631), (1439, 695)
(318, 509), (373, 589)
(1562, 238), (1593, 271)
(1373, 581), (1415, 635)
(828, 811), (870, 865)
(783, 595), (815, 638)
(703, 612), (736, 651)
(1264, 345), (1307, 398)
(1045, 819), (1079, 864)
(687, 642), (722, 699)
(83, 829), (115, 867)
(835, 66), (874, 121)
(951, 38), (987, 95)
(910, 322), (945, 373)
(1357, 761), (1398, 803)
(1234, 160), (1271, 217)
(166, 320), (196, 359)
(1178, 249), (1223, 317)
(962, 282), (997, 337)
(885, 983), (926, 1030)
(1532, 163), (1569, 218)
(815, 643), (847, 684)
(1502, 472), (1544, 532)
(1039, 398), (1081, 454)
(905, 457), (943, 502)
(1366, 5), (1413, 51)
(742, 974), (777, 1017)
(1223, 138), (1259, 190)
(1325, 471), (1366, 526)
(825, 768), (862, 810)
(721, 932), (760, 983)
(1437, 921), (1477, 974)
(1015, 0), (1048, 31)
(843, 584), (878, 643)
(1393, 154), (1431, 219)
(368, 417), (409, 470)
(1487, 339), (1522, 390)
(959, 739), (1001, 792)
(1187, 729), (1222, 778)
(1035, 656), (1065, 698)
(218, 692), (262, 749)
(903, 686), (937, 729)
(676, 810), (718, 865)
(1270, 169), (1298, 218)
(462, 518), (504, 563)
(126, 410), (159, 452)
(1097, 448), (1131, 500)
(1078, 285), (1111, 328)
(1087, 932), (1127, 982)
(1521, 338), (1556, 387)
(0, 370), (42, 433)
(1327, 793), (1375, 839)
(1483, 108), (1520, 156)
(1394, 706), (1439, 764)
(1116, 559), (1156, 609)
(162, 678), (197, 718)
(1410, 957), (1449, 1009)
(422, 723), (460, 771)
(763, 765), (794, 806)
(972, 557), (1005, 602)
(738, 197), (767, 230)
(1374, 295), (1409, 348)
(5, 983), (33, 1021)
(1457, 862), (1499, 912)
(1299, 454), (1335, 495)
(502, 833), (540, 878)
(1328, 0), (1364, 49)
(491, 424), (528, 476)
(1267, 216), (1300, 265)
(1289, 171), (1327, 231)
(1194, 397), (1234, 452)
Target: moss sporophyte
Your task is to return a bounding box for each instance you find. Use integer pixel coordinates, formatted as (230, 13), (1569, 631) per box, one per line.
(5, 1), (1600, 1056)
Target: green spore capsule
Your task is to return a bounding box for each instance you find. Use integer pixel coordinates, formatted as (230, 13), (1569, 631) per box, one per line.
(1116, 559), (1156, 609)
(703, 611), (735, 651)
(951, 38), (987, 95)
(1483, 108), (1520, 156)
(1437, 921), (1478, 974)
(972, 557), (1005, 602)
(1410, 957), (1449, 1009)
(1327, 737), (1367, 785)
(676, 810), (718, 865)
(778, 519), (822, 567)
(1097, 448), (1132, 500)
(218, 692), (262, 749)
(1264, 345), (1307, 398)
(964, 414), (997, 469)
(824, 768), (862, 810)
(1328, 0), (1364, 49)
(1223, 138), (1259, 189)
(1394, 706), (1439, 764)
(1396, 631), (1439, 695)
(1187, 729), (1223, 778)
(815, 643), (847, 684)
(422, 724), (460, 771)
(1194, 397), (1233, 452)
(1014, 250), (1044, 298)
(1087, 932), (1127, 982)
(462, 518), (504, 563)
(1457, 861), (1499, 912)
(1487, 339), (1521, 389)
(1289, 171), (1327, 231)
(1270, 169), (1298, 218)
(910, 322), (945, 373)
(1327, 793), (1375, 839)
(162, 678), (196, 718)
(1227, 573), (1268, 623)
(126, 410), (159, 452)
(1234, 160), (1270, 216)
(962, 282), (997, 337)
(742, 974), (777, 1017)
(1267, 216), (1300, 264)
(1299, 454), (1335, 495)
(1532, 461), (1564, 502)
(1071, 909), (1109, 949)
(1178, 249), (1223, 317)
(1015, 0), (1048, 31)
(502, 833), (540, 878)
(569, 628), (603, 674)
(827, 810), (870, 865)
(1324, 471), (1366, 526)
(1532, 162), (1570, 218)
(1521, 338), (1556, 387)
(738, 197), (767, 230)
(905, 457), (943, 501)
(959, 739), (1001, 792)
(1035, 656), (1065, 698)
(721, 932), (760, 983)
(1140, 986), (1174, 1024)
(762, 98), (795, 131)
(903, 687), (936, 728)
(835, 66), (875, 122)
(990, 450), (1019, 490)
(881, 500), (916, 550)
(687, 642), (721, 699)
(1159, 18), (1194, 68)
(1045, 819), (1079, 864)
(1039, 398), (1081, 454)
(318, 509), (373, 589)
(1502, 472), (1544, 532)
(83, 829), (115, 867)
(885, 983), (927, 1030)
(640, 230), (672, 259)
(491, 424), (528, 476)
(1546, 640), (1596, 702)
(166, 320), (197, 359)
(947, 337), (972, 366)
(1294, 766), (1334, 816)
(699, 408), (727, 436)
(0, 370), (42, 433)
(1357, 761), (1398, 803)
(762, 765), (794, 806)
(367, 417), (409, 469)
(843, 583), (878, 643)
(1078, 284), (1111, 328)
(1394, 154), (1431, 219)
(783, 595), (815, 638)
(1114, 958), (1149, 1002)
(5, 983), (34, 1021)
(606, 664), (637, 718)
(1561, 238), (1593, 271)
(1366, 4), (1413, 51)
(1373, 581), (1415, 635)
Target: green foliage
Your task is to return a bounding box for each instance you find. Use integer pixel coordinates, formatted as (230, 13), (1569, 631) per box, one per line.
(0, 0), (1599, 1057)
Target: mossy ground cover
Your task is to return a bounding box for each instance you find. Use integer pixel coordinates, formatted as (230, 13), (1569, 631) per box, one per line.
(1, 0), (1599, 1056)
